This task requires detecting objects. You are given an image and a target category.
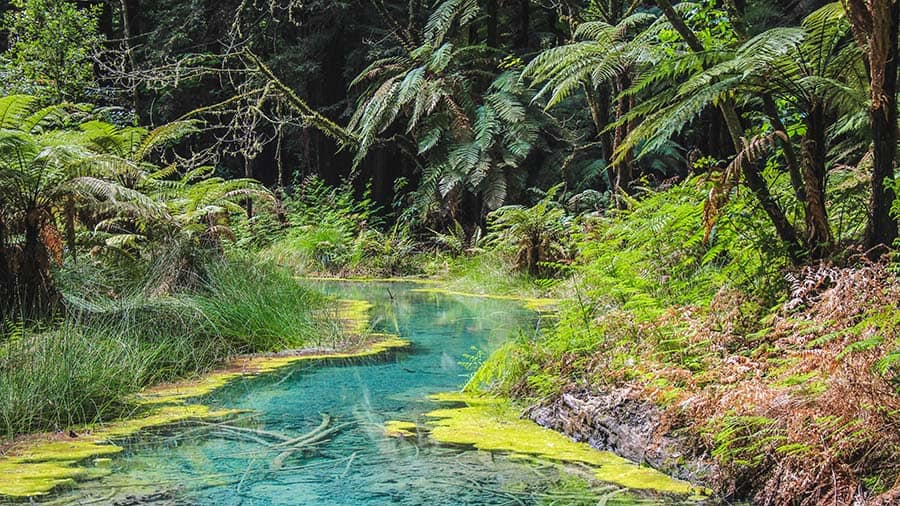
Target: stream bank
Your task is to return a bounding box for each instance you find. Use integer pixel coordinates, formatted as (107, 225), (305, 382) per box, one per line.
(0, 298), (407, 500)
(2, 282), (710, 504)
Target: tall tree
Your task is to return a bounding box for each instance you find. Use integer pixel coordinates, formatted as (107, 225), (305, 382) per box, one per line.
(843, 0), (900, 251)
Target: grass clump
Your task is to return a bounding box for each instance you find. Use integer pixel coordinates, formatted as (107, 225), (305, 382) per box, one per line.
(189, 256), (332, 352)
(0, 313), (227, 438)
(0, 254), (342, 439)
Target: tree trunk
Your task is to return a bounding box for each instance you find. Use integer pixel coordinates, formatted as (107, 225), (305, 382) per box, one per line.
(486, 0), (498, 47)
(721, 103), (803, 261)
(0, 219), (10, 314)
(860, 0), (900, 252)
(515, 0), (530, 48)
(612, 74), (633, 205)
(801, 102), (832, 257)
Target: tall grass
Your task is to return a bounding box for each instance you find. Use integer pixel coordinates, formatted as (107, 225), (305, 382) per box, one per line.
(0, 312), (230, 438)
(189, 257), (332, 352)
(422, 250), (561, 298)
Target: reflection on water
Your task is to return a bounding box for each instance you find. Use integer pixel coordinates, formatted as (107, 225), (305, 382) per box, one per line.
(46, 283), (700, 505)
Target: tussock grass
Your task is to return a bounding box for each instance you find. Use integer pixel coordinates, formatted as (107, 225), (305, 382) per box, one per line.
(190, 257), (331, 352)
(0, 314), (229, 438)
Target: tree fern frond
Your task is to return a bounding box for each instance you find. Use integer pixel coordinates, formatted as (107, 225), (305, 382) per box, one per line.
(136, 121), (201, 161)
(0, 95), (37, 129)
(425, 0), (478, 45)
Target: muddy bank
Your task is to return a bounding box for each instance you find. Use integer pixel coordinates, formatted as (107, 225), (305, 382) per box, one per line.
(526, 387), (716, 486)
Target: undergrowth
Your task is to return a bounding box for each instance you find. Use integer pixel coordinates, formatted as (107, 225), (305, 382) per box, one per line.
(468, 179), (900, 504)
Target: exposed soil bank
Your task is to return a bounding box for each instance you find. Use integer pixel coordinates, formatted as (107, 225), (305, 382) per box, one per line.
(526, 387), (716, 486)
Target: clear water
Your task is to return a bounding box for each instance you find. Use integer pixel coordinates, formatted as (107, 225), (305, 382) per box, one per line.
(48, 283), (699, 505)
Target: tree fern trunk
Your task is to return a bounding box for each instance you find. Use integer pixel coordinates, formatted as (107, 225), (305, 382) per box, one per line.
(613, 74), (633, 205)
(65, 196), (76, 264)
(0, 219), (10, 314)
(20, 210), (54, 315)
(762, 95), (805, 202)
(801, 102), (832, 258)
(862, 0), (900, 253)
(722, 103), (803, 261)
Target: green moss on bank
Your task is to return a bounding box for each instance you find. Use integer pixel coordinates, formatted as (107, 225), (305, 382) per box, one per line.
(425, 393), (707, 497)
(410, 287), (558, 312)
(0, 404), (237, 498)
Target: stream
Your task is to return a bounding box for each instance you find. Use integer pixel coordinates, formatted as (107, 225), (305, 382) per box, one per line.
(45, 282), (700, 505)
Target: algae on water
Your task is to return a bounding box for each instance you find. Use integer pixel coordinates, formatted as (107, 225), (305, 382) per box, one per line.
(425, 392), (707, 497)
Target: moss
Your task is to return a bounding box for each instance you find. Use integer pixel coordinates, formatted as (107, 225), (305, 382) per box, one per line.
(410, 288), (558, 312)
(136, 334), (410, 405)
(384, 420), (418, 438)
(337, 298), (374, 334)
(425, 393), (708, 497)
(0, 404), (237, 498)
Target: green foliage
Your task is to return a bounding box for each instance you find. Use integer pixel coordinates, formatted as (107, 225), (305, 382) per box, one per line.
(0, 94), (271, 316)
(487, 185), (575, 275)
(349, 4), (554, 221)
(0, 247), (342, 437)
(258, 176), (409, 276)
(422, 248), (558, 298)
(2, 0), (103, 102)
(523, 12), (655, 109)
(578, 180), (787, 312)
(470, 178), (787, 398)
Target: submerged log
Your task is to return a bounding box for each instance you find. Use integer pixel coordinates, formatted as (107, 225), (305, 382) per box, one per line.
(270, 420), (354, 470)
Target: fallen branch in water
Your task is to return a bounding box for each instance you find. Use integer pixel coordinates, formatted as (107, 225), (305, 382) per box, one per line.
(270, 421), (355, 470)
(197, 421), (292, 442)
(273, 414), (331, 448)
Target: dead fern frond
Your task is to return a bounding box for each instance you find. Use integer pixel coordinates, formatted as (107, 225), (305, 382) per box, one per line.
(702, 131), (788, 242)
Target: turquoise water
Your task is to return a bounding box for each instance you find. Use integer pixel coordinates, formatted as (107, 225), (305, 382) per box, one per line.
(48, 283), (699, 505)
